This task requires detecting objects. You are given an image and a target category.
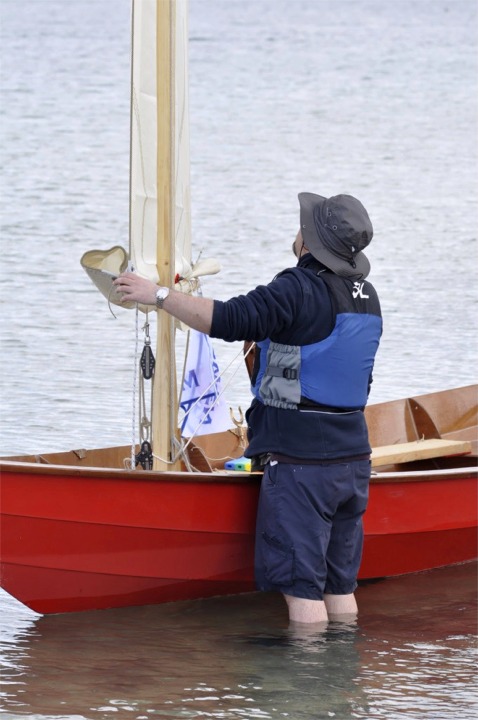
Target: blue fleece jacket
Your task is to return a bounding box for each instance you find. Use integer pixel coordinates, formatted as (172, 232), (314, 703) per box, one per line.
(210, 254), (382, 460)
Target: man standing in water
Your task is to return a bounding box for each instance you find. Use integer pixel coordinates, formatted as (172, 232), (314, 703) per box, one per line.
(115, 192), (382, 625)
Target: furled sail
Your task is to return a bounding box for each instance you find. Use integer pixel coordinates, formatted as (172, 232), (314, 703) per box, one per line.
(131, 0), (191, 284)
(81, 0), (219, 306)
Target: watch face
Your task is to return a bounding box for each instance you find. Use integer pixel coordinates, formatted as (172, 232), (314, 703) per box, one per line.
(156, 287), (169, 307)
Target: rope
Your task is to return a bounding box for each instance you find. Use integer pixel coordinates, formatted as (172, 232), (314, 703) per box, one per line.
(128, 305), (141, 470)
(151, 340), (255, 466)
(128, 306), (154, 470)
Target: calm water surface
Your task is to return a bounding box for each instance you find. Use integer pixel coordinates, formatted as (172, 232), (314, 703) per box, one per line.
(0, 0), (477, 718)
(1, 563), (477, 719)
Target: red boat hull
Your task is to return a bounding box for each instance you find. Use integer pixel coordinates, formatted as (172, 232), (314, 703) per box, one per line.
(361, 472), (477, 577)
(1, 464), (477, 614)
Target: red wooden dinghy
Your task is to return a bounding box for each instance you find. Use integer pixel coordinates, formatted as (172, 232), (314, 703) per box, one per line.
(1, 385), (476, 614)
(1, 3), (476, 615)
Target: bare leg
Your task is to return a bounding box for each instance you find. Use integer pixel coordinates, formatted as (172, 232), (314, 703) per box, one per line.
(284, 594), (329, 624)
(324, 592), (358, 619)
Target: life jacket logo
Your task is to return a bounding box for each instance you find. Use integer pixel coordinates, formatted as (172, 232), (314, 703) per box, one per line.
(352, 282), (369, 299)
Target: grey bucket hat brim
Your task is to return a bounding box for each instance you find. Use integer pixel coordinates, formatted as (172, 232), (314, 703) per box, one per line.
(298, 192), (371, 279)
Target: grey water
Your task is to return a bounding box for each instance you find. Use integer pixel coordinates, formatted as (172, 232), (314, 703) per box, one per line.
(0, 0), (477, 718)
(0, 564), (477, 719)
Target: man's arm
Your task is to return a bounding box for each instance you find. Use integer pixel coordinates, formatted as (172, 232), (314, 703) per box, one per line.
(115, 266), (306, 342)
(113, 273), (214, 334)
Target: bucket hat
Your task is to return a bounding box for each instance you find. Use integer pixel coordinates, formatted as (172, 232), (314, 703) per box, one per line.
(298, 193), (373, 279)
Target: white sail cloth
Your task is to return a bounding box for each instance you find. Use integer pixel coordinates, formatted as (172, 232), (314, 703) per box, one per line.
(130, 0), (191, 283)
(80, 244), (219, 310)
(81, 0), (219, 309)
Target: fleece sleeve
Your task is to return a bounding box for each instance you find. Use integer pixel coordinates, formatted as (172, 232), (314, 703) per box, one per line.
(210, 270), (306, 343)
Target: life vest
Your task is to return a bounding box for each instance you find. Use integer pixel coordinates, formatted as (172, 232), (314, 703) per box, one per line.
(252, 271), (382, 410)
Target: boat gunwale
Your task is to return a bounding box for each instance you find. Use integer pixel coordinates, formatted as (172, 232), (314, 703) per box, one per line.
(0, 459), (260, 483)
(0, 458), (477, 484)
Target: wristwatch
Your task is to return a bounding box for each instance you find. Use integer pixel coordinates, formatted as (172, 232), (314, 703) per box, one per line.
(155, 286), (170, 309)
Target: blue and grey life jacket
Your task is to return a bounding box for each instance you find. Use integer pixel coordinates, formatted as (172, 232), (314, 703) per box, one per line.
(251, 271), (382, 410)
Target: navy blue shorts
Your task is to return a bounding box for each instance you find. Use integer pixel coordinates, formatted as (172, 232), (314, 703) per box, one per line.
(254, 458), (370, 600)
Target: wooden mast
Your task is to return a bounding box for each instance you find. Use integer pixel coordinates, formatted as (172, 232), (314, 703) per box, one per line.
(152, 0), (180, 471)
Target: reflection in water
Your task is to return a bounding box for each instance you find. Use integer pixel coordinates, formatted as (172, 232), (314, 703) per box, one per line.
(1, 563), (476, 719)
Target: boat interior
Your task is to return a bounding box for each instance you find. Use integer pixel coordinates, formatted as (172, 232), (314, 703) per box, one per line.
(2, 385), (476, 475)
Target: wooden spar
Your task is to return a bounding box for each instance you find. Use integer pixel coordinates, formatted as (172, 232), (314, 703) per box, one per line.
(371, 438), (472, 467)
(152, 0), (180, 471)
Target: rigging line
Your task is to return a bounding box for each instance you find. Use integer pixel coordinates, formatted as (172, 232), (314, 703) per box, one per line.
(197, 451), (244, 462)
(139, 374), (147, 440)
(181, 341), (255, 441)
(176, 390), (234, 460)
(106, 282), (119, 319)
(179, 340), (255, 427)
(130, 304), (140, 470)
(138, 316), (153, 444)
(169, 315), (177, 462)
(179, 327), (191, 405)
(153, 341), (255, 465)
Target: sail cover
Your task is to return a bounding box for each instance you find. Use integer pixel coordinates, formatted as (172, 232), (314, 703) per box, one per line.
(131, 0), (191, 283)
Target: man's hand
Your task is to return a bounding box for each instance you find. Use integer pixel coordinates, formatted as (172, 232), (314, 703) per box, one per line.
(114, 272), (158, 306)
(113, 272), (214, 334)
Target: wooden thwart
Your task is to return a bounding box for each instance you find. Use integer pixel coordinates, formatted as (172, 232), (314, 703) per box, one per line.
(371, 438), (472, 467)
